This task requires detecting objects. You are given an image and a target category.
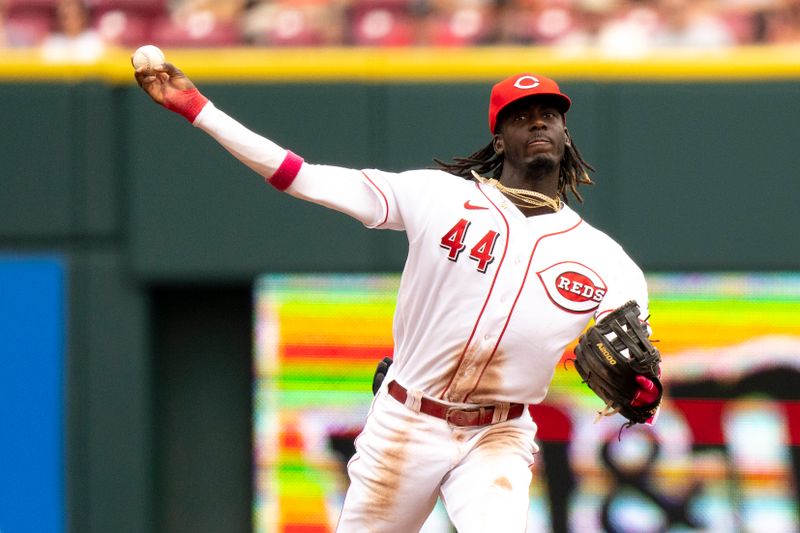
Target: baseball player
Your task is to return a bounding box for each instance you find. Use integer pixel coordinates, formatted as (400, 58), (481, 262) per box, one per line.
(134, 64), (660, 532)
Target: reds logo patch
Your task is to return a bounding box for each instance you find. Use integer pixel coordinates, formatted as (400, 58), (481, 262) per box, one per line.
(537, 262), (607, 313)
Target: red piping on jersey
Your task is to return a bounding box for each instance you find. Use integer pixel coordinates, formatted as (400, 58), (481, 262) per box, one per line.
(267, 150), (304, 191)
(595, 308), (614, 321)
(596, 309), (649, 329)
(439, 181), (510, 400)
(361, 171), (390, 227)
(463, 217), (584, 403)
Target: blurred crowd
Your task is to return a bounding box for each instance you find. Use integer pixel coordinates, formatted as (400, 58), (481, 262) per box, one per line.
(1, 0), (800, 60)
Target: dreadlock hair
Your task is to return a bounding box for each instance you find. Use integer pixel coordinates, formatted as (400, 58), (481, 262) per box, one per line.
(434, 130), (595, 204)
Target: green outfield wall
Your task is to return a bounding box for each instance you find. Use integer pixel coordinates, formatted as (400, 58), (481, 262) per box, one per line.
(1, 48), (799, 533)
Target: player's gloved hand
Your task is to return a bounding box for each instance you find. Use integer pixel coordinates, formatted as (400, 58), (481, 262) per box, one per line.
(133, 62), (208, 123)
(573, 301), (663, 426)
(372, 356), (393, 395)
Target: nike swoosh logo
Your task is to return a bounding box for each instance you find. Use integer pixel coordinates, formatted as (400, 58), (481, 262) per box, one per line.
(464, 201), (489, 210)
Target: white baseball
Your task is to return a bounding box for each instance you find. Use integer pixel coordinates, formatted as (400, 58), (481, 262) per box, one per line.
(132, 45), (166, 70)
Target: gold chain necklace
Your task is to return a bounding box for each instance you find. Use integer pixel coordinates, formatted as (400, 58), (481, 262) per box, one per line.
(471, 171), (562, 212)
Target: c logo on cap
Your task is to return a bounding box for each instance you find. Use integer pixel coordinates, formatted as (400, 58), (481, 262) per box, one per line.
(514, 76), (540, 90)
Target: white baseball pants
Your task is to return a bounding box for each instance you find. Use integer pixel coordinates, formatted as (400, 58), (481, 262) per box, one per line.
(336, 388), (538, 533)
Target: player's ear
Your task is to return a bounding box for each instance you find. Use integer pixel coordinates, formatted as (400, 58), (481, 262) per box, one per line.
(493, 134), (505, 155)
(564, 128), (571, 147)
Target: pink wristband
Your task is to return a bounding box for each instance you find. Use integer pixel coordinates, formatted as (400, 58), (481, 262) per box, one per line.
(164, 88), (209, 123)
(268, 151), (304, 191)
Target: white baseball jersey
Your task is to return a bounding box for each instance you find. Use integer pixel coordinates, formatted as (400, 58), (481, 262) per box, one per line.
(194, 102), (649, 407)
(193, 101), (651, 533)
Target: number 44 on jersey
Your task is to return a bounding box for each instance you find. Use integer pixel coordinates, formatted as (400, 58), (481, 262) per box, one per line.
(440, 219), (500, 273)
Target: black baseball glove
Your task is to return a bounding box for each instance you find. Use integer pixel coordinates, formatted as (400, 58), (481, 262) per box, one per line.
(372, 356), (393, 395)
(573, 301), (663, 425)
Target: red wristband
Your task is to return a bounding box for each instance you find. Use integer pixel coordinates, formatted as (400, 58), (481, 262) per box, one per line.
(164, 88), (209, 123)
(268, 151), (304, 191)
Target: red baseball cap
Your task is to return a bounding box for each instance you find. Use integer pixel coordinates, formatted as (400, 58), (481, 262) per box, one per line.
(488, 73), (571, 133)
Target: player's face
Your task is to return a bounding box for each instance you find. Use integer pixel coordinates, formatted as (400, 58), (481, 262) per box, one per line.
(494, 98), (567, 173)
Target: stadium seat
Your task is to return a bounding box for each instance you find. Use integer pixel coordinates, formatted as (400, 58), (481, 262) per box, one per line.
(150, 12), (242, 47)
(350, 0), (412, 11)
(93, 9), (151, 47)
(86, 0), (166, 17)
(5, 10), (53, 46)
(260, 6), (326, 46)
(6, 0), (58, 9)
(428, 7), (494, 46)
(350, 7), (414, 46)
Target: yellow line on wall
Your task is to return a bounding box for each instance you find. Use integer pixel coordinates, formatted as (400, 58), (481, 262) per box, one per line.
(2, 46), (800, 83)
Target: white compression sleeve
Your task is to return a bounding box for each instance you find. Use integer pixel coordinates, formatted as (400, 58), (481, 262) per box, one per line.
(193, 102), (289, 177)
(193, 103), (386, 227)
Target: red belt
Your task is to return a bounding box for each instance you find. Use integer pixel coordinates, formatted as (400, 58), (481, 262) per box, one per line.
(387, 380), (525, 427)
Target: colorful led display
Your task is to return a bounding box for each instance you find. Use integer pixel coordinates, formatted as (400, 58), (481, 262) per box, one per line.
(254, 273), (800, 532)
